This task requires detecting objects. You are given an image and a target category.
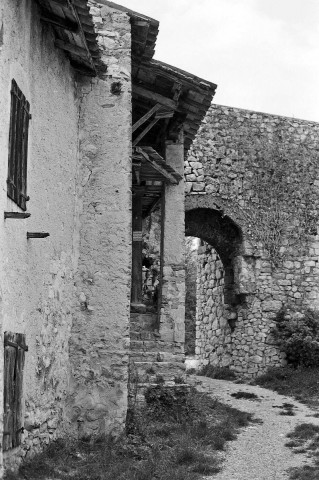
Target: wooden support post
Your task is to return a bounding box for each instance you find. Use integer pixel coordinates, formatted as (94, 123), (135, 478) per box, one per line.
(131, 188), (144, 306)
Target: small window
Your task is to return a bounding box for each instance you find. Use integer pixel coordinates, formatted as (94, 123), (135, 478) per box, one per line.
(7, 79), (31, 211)
(3, 332), (27, 451)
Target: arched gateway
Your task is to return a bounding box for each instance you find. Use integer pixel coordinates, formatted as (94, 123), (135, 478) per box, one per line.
(185, 196), (276, 376)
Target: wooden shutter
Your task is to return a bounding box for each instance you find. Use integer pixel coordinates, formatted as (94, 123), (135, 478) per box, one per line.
(3, 332), (27, 451)
(7, 80), (31, 211)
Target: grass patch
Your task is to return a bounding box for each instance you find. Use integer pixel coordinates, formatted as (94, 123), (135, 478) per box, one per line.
(286, 423), (319, 479)
(198, 365), (237, 380)
(254, 366), (319, 408)
(5, 387), (254, 480)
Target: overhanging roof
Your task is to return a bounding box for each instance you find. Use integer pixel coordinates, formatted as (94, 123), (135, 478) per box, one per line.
(132, 60), (217, 153)
(101, 1), (217, 154)
(36, 0), (217, 156)
(36, 0), (103, 76)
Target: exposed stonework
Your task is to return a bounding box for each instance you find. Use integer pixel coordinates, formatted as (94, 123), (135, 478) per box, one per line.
(195, 243), (286, 374)
(68, 1), (132, 437)
(186, 105), (319, 376)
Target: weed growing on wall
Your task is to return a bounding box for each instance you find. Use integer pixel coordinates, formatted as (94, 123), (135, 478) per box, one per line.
(224, 125), (319, 266)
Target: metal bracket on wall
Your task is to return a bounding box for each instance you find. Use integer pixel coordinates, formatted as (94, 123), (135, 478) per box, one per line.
(4, 212), (31, 219)
(27, 232), (50, 239)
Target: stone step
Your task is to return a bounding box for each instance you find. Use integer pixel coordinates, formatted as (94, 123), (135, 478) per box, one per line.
(132, 361), (186, 383)
(130, 350), (184, 363)
(130, 330), (160, 341)
(130, 322), (158, 334)
(130, 313), (158, 331)
(130, 339), (184, 354)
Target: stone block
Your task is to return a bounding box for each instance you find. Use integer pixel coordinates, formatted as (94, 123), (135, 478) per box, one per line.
(192, 182), (206, 192)
(189, 161), (203, 169)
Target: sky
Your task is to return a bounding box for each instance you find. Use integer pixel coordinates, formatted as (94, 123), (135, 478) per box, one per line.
(116, 0), (319, 122)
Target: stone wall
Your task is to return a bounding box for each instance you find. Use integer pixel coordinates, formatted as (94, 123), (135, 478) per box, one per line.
(0, 0), (78, 470)
(186, 105), (319, 376)
(68, 1), (132, 437)
(0, 0), (133, 472)
(195, 242), (286, 373)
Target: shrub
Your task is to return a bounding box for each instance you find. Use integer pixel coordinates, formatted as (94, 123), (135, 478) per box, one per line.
(198, 365), (237, 380)
(144, 385), (193, 421)
(273, 307), (319, 367)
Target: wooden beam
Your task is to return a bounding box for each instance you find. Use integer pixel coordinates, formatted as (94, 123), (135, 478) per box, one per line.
(133, 104), (161, 133)
(55, 39), (88, 57)
(133, 118), (160, 147)
(137, 149), (179, 185)
(133, 84), (177, 110)
(41, 11), (78, 32)
(155, 108), (174, 120)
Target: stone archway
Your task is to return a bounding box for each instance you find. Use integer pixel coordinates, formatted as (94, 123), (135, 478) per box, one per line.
(186, 206), (243, 307)
(185, 197), (265, 375)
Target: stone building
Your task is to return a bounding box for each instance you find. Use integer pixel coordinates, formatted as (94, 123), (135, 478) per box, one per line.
(0, 0), (216, 474)
(185, 104), (319, 376)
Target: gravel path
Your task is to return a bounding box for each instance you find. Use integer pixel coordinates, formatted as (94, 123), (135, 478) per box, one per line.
(189, 376), (319, 480)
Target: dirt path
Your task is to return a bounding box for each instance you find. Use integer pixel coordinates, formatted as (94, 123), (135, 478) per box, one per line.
(189, 376), (319, 480)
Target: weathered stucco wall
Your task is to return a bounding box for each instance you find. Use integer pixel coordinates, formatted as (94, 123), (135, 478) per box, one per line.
(186, 105), (319, 376)
(0, 0), (78, 470)
(68, 1), (132, 437)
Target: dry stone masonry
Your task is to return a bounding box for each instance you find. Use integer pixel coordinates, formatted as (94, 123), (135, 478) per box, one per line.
(186, 105), (319, 376)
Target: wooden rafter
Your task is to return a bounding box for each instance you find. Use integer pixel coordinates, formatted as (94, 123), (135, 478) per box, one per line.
(55, 39), (88, 57)
(41, 10), (78, 32)
(133, 118), (160, 147)
(136, 148), (179, 185)
(133, 103), (161, 133)
(155, 108), (174, 120)
(133, 84), (177, 110)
